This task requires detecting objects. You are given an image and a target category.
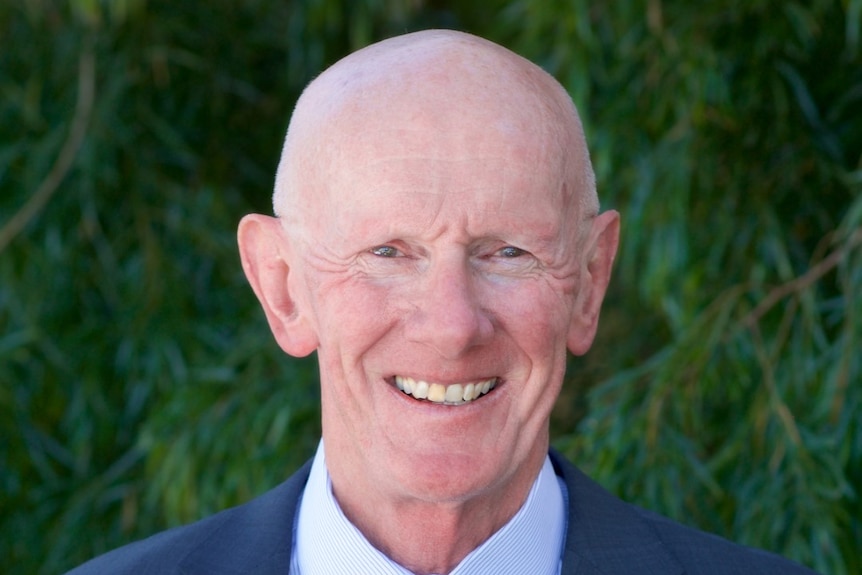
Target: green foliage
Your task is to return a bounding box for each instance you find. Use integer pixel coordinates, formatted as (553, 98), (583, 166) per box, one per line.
(1, 1), (859, 574)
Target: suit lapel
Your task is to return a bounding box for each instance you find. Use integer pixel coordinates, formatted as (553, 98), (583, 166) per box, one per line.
(550, 451), (684, 575)
(178, 460), (312, 575)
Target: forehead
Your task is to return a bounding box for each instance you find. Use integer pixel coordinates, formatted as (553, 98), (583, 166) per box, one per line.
(313, 121), (574, 246)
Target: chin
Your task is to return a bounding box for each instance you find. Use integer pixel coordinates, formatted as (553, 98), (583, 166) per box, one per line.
(388, 447), (511, 503)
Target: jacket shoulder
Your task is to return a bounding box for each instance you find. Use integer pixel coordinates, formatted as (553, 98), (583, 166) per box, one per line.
(65, 520), (214, 575)
(637, 506), (818, 574)
(65, 461), (311, 575)
(549, 450), (818, 574)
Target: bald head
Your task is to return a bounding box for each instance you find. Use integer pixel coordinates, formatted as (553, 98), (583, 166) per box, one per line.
(272, 30), (597, 226)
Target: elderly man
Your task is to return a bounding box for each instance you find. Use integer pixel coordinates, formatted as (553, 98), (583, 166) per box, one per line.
(68, 30), (816, 574)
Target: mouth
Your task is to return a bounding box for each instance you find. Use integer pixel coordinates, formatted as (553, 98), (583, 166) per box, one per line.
(393, 375), (498, 406)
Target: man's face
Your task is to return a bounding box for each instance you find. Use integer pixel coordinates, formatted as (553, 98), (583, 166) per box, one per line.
(285, 104), (595, 505)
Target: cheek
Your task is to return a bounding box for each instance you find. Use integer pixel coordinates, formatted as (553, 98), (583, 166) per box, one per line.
(313, 276), (400, 354)
(312, 280), (397, 428)
(488, 279), (575, 350)
(486, 282), (572, 441)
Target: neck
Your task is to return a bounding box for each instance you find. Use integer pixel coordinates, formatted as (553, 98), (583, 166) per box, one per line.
(328, 447), (547, 575)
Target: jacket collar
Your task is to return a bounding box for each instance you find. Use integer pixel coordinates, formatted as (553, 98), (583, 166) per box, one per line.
(550, 450), (683, 575)
(178, 460), (311, 575)
(178, 452), (682, 575)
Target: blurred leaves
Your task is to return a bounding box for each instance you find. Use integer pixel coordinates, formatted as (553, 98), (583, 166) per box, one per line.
(1, 1), (860, 574)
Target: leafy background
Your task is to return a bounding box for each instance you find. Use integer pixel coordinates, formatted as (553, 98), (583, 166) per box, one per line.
(1, 1), (859, 573)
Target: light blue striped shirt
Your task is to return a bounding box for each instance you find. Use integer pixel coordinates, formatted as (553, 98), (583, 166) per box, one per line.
(290, 442), (565, 574)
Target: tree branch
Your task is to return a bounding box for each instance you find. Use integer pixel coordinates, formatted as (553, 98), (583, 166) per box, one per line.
(743, 227), (862, 328)
(0, 42), (96, 253)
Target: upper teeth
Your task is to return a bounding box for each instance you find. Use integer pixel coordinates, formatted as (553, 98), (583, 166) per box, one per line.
(394, 376), (497, 405)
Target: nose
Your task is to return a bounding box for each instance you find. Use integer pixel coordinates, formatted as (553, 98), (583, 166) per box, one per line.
(404, 256), (494, 359)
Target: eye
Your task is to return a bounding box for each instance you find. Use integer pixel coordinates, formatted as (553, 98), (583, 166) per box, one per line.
(370, 245), (400, 258)
(498, 246), (527, 258)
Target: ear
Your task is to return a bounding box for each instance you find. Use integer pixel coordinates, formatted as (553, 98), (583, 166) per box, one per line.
(237, 214), (319, 357)
(567, 210), (620, 356)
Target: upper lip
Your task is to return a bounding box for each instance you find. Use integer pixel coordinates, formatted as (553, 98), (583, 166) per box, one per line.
(388, 374), (499, 386)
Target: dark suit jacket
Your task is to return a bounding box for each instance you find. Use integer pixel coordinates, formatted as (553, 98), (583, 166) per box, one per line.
(67, 451), (817, 574)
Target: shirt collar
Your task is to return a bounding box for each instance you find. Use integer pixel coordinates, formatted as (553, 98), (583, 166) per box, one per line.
(293, 441), (565, 575)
